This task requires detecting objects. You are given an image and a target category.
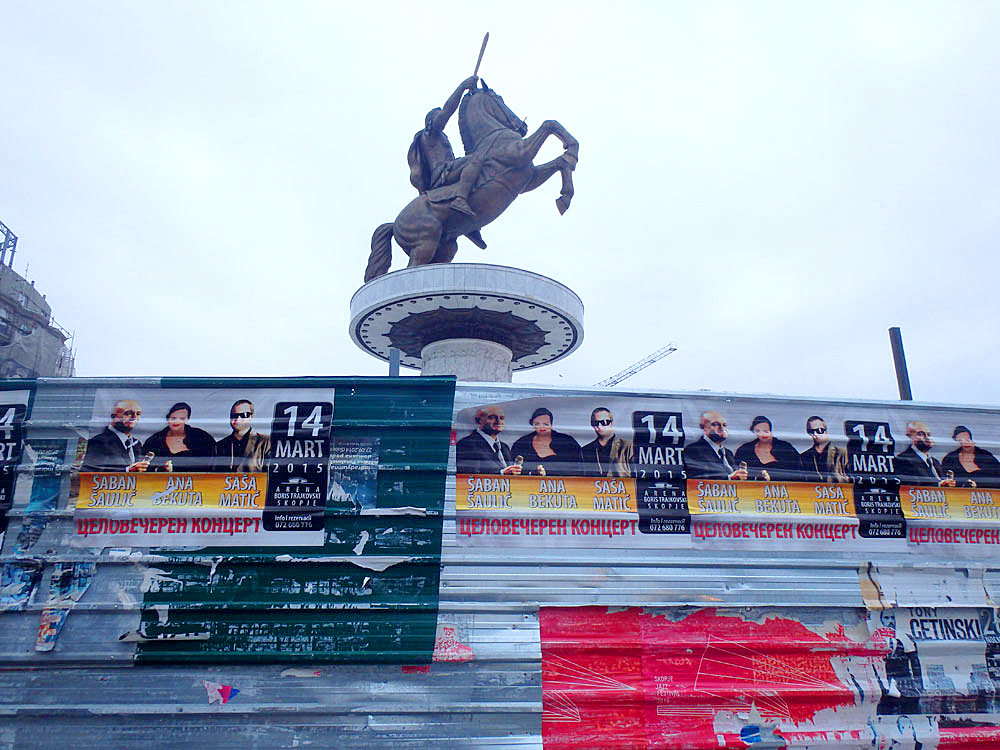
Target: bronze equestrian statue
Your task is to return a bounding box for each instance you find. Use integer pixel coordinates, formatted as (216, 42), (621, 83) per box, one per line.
(364, 76), (579, 282)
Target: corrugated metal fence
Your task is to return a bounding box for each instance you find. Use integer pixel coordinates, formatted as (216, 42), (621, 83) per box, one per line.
(1, 378), (998, 748)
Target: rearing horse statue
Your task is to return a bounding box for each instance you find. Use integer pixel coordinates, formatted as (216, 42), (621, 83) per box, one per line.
(364, 81), (579, 282)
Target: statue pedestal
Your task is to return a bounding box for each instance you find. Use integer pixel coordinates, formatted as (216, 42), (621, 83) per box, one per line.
(349, 264), (584, 382)
(420, 338), (513, 381)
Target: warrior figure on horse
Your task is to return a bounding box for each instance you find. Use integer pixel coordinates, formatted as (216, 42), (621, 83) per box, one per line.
(364, 63), (579, 282)
(407, 75), (488, 250)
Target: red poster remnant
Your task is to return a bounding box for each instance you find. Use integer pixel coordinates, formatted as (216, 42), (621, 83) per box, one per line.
(541, 607), (645, 749)
(432, 625), (474, 662)
(939, 724), (1000, 748)
(540, 607), (885, 749)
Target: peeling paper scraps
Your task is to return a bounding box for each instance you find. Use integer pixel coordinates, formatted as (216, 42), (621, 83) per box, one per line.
(170, 556), (224, 575)
(280, 668), (321, 678)
(108, 551), (166, 562)
(138, 566), (182, 593)
(272, 554), (413, 572)
(867, 564), (991, 608)
(204, 681), (240, 705)
(360, 506), (427, 516)
(50, 562), (96, 605)
(714, 706), (788, 747)
(35, 609), (69, 652)
(859, 562), (891, 610)
(119, 628), (210, 643)
(114, 584), (136, 608)
(432, 625), (475, 662)
(150, 604), (170, 625)
(35, 562), (96, 651)
(14, 515), (48, 554)
(0, 561), (43, 612)
(352, 530), (371, 555)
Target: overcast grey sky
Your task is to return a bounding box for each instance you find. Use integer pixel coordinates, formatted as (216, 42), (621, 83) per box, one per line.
(3, 2), (998, 404)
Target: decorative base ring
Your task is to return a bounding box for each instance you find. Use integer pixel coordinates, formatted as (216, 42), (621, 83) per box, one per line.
(349, 263), (584, 375)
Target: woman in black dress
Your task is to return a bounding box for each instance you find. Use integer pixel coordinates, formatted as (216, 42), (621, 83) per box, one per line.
(734, 415), (801, 481)
(941, 426), (1000, 487)
(510, 407), (582, 477)
(143, 402), (217, 472)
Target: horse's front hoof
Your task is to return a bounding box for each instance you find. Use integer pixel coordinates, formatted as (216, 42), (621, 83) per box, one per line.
(556, 195), (572, 215)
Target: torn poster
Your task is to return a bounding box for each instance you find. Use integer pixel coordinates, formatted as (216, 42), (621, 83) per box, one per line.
(204, 680), (240, 705)
(1, 560), (43, 612)
(540, 606), (884, 749)
(35, 562), (96, 651)
(327, 436), (379, 513)
(872, 606), (1000, 716)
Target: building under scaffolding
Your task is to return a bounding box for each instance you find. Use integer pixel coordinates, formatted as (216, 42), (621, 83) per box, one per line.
(0, 220), (74, 378)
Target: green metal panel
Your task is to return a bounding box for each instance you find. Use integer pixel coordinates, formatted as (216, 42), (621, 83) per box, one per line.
(96, 376), (455, 664)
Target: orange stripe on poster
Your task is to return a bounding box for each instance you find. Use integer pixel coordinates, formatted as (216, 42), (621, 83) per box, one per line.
(77, 472), (267, 511)
(456, 474), (637, 514)
(900, 485), (1000, 522)
(687, 479), (856, 518)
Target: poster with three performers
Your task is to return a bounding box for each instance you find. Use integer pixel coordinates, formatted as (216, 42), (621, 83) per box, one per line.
(72, 386), (335, 547)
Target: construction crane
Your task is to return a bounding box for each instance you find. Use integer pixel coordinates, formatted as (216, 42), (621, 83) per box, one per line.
(594, 343), (677, 388)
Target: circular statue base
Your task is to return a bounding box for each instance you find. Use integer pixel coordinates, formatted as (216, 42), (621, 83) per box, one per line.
(349, 264), (584, 382)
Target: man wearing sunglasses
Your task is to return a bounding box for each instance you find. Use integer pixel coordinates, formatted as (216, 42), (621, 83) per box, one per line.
(214, 399), (271, 473)
(582, 407), (633, 477)
(798, 416), (848, 483)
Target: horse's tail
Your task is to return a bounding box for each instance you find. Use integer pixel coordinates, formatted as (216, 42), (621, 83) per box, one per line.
(365, 223), (394, 282)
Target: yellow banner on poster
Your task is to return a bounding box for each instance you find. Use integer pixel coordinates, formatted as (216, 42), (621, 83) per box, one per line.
(77, 472), (268, 511)
(686, 479), (856, 518)
(456, 474), (638, 513)
(901, 485), (1000, 522)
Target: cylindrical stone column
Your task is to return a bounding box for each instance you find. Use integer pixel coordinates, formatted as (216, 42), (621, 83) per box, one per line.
(420, 339), (513, 382)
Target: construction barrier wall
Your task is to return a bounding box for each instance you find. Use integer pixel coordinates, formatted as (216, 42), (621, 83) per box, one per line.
(1, 377), (998, 748)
